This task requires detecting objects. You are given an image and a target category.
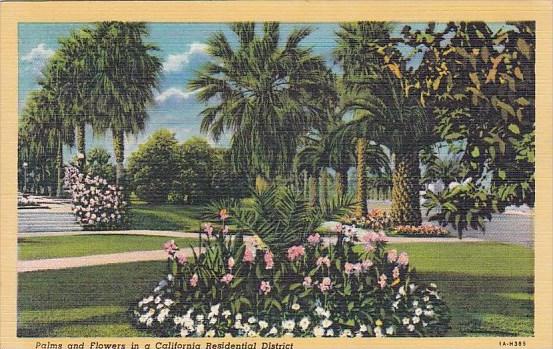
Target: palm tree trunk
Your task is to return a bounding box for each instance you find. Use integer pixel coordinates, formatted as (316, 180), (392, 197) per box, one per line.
(320, 168), (328, 205)
(76, 122), (86, 169)
(309, 174), (319, 207)
(355, 138), (368, 218)
(113, 128), (125, 187)
(335, 168), (348, 198)
(391, 150), (422, 226)
(56, 138), (64, 197)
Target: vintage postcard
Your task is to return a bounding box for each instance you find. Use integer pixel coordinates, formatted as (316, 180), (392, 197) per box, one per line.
(1, 1), (552, 349)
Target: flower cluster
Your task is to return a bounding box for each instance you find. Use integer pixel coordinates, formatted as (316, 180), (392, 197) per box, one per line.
(131, 223), (450, 337)
(341, 208), (392, 231)
(392, 224), (449, 237)
(18, 194), (38, 207)
(64, 166), (128, 229)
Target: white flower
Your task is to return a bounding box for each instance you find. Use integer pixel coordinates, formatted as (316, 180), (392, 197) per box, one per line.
(402, 317), (410, 325)
(407, 324), (415, 332)
(164, 299), (174, 307)
(242, 324), (251, 333)
(359, 324), (367, 332)
(423, 322), (428, 327)
(291, 303), (301, 311)
(374, 327), (383, 337)
(299, 317), (310, 331)
(196, 324), (205, 336)
(392, 301), (399, 309)
(448, 181), (460, 190)
(282, 319), (295, 331)
(210, 304), (220, 315)
(222, 310), (231, 318)
(206, 330), (215, 337)
(235, 313), (242, 320)
(146, 318), (153, 327)
(399, 286), (406, 296)
(412, 300), (419, 307)
(248, 316), (257, 324)
(415, 308), (423, 316)
(154, 296), (161, 304)
(234, 321), (242, 329)
(423, 296), (429, 302)
(386, 326), (394, 335)
(268, 327), (278, 335)
(315, 307), (325, 317)
(209, 317), (217, 325)
(424, 310), (435, 317)
(313, 326), (325, 337)
(430, 283), (437, 288)
(180, 329), (189, 337)
(341, 329), (352, 337)
(283, 332), (294, 337)
(322, 318), (333, 328)
(259, 320), (269, 329)
(323, 310), (331, 318)
(412, 316), (420, 324)
(196, 314), (204, 322)
(326, 329), (334, 337)
(248, 331), (259, 337)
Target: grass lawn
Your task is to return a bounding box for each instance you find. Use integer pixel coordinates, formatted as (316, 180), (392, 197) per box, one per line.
(17, 242), (534, 337)
(129, 201), (204, 231)
(18, 235), (198, 260)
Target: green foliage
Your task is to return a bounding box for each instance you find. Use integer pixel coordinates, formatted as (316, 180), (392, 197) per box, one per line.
(189, 22), (337, 178)
(83, 147), (116, 182)
(128, 129), (180, 203)
(423, 180), (496, 239)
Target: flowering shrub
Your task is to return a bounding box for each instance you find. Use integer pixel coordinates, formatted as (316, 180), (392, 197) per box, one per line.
(391, 224), (450, 237)
(131, 222), (450, 337)
(64, 166), (128, 229)
(342, 208), (392, 231)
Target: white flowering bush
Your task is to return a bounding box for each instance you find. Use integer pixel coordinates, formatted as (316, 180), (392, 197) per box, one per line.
(64, 166), (128, 229)
(131, 220), (450, 337)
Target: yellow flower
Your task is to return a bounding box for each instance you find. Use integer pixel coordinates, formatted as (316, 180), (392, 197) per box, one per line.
(375, 319), (383, 327)
(391, 278), (401, 287)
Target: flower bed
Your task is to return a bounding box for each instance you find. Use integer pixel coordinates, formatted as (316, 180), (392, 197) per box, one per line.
(130, 223), (450, 337)
(341, 209), (392, 231)
(64, 166), (128, 229)
(390, 224), (450, 237)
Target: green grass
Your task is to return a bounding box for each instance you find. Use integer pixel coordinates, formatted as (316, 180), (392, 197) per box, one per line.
(129, 201), (205, 231)
(18, 235), (198, 260)
(18, 261), (166, 337)
(384, 242), (534, 336)
(17, 242), (534, 337)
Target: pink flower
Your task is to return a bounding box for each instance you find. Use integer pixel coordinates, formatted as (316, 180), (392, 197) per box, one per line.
(227, 257), (235, 270)
(221, 273), (234, 284)
(163, 240), (177, 254)
(361, 259), (373, 271)
(303, 276), (312, 287)
(344, 262), (354, 274)
(316, 256), (330, 268)
(222, 225), (229, 235)
(318, 277), (332, 293)
(378, 274), (388, 288)
(243, 247), (256, 263)
(287, 245), (305, 261)
(307, 233), (321, 246)
(190, 273), (198, 287)
(398, 252), (409, 266)
(392, 266), (400, 279)
(264, 250), (274, 270)
(175, 251), (188, 264)
(333, 223), (343, 233)
(387, 249), (398, 263)
(203, 223), (214, 237)
(259, 281), (271, 295)
(364, 243), (376, 253)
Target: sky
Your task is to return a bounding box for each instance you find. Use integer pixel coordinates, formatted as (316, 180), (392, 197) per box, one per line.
(18, 22), (507, 162)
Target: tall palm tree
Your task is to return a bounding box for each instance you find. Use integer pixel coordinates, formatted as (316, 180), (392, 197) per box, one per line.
(21, 90), (74, 196)
(189, 23), (336, 183)
(88, 22), (162, 186)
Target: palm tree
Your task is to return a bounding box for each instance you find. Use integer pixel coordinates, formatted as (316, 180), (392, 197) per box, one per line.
(21, 90), (74, 196)
(189, 23), (336, 183)
(88, 22), (162, 186)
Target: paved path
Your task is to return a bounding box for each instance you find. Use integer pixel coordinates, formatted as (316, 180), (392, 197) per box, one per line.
(17, 247), (197, 273)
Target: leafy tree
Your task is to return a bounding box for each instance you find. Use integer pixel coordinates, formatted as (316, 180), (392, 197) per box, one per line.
(88, 22), (162, 186)
(85, 147), (116, 182)
(127, 129), (180, 203)
(375, 22), (535, 211)
(189, 22), (336, 182)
